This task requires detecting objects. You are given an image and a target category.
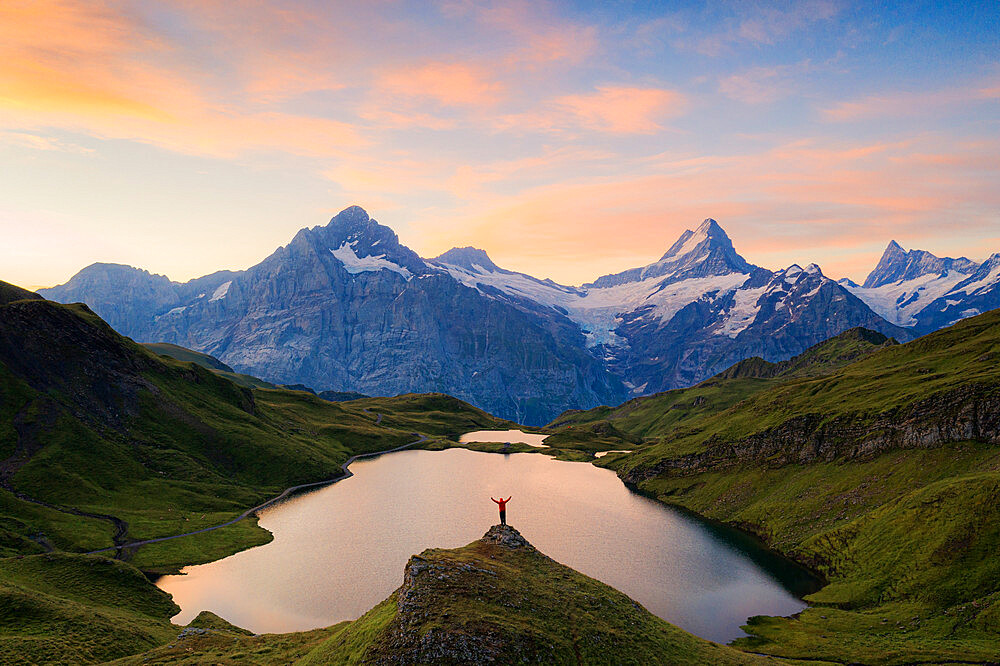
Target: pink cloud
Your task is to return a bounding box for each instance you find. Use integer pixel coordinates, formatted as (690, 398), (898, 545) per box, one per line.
(823, 79), (1000, 121)
(409, 135), (1000, 285)
(376, 62), (504, 108)
(495, 86), (687, 135)
(442, 0), (598, 68)
(554, 86), (686, 133)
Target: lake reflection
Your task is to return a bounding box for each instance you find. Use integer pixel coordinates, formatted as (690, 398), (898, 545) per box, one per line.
(157, 448), (812, 643)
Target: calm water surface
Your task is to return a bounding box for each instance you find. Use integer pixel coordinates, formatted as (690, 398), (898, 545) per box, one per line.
(157, 447), (814, 643)
(459, 429), (548, 447)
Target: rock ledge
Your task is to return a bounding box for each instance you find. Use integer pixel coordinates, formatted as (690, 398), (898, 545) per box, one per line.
(480, 524), (532, 550)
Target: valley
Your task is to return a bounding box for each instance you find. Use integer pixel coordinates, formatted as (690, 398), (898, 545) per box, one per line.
(3, 275), (1000, 664)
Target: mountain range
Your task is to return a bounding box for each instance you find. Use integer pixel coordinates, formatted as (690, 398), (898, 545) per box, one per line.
(838, 239), (1000, 332)
(40, 206), (999, 424)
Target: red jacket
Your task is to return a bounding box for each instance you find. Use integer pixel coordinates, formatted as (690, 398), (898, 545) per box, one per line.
(491, 496), (511, 511)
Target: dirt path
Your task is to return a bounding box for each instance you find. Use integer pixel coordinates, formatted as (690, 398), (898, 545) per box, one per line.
(85, 429), (427, 557)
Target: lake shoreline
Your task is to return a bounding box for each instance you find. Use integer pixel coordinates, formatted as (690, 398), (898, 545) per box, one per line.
(155, 442), (815, 642)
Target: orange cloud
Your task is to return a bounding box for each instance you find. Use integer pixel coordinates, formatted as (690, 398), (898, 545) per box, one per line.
(496, 85), (687, 135)
(409, 135), (1000, 285)
(555, 86), (686, 133)
(377, 62), (504, 107)
(0, 0), (367, 158)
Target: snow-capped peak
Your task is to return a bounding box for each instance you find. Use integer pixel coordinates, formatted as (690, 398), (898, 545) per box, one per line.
(587, 218), (757, 289)
(863, 240), (976, 289)
(660, 218), (727, 261)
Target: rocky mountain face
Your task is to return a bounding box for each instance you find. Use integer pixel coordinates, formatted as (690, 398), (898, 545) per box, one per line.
(587, 218), (756, 288)
(435, 218), (909, 396)
(841, 241), (999, 332)
(862, 240), (976, 288)
(43, 207), (623, 425)
(42, 207), (927, 423)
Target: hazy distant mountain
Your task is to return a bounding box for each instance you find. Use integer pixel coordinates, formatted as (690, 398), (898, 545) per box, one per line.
(44, 206), (919, 420)
(840, 241), (998, 332)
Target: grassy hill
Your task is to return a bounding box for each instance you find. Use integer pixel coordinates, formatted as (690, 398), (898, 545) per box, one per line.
(0, 280), (42, 307)
(548, 326), (895, 443)
(0, 297), (507, 574)
(141, 342), (235, 372)
(113, 526), (764, 665)
(568, 311), (1000, 663)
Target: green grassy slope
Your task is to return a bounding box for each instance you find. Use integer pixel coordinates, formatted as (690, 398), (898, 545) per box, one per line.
(0, 281), (42, 306)
(547, 327), (894, 443)
(585, 310), (1000, 663)
(0, 553), (178, 665)
(116, 526), (766, 665)
(0, 292), (516, 663)
(142, 342), (235, 372)
(0, 298), (505, 573)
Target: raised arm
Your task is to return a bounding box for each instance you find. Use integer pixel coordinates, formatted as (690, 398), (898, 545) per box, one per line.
(491, 497), (499, 504)
(505, 496), (512, 502)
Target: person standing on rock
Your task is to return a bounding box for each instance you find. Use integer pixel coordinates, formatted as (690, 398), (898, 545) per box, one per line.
(491, 496), (511, 526)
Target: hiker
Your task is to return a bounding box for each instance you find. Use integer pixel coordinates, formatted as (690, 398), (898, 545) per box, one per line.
(491, 495), (511, 525)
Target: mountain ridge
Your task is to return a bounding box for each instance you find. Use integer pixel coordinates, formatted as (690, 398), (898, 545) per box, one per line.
(843, 240), (999, 331)
(38, 206), (969, 422)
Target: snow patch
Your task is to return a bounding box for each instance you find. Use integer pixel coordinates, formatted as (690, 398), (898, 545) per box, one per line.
(154, 305), (187, 322)
(209, 281), (232, 302)
(844, 271), (972, 326)
(716, 287), (765, 338)
(672, 229), (706, 258)
(331, 242), (413, 280)
(956, 264), (1000, 295)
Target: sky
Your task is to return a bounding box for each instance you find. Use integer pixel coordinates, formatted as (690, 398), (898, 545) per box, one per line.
(1, 0), (998, 289)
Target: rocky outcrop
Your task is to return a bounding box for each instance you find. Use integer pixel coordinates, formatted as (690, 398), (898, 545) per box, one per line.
(363, 525), (752, 665)
(623, 383), (1000, 484)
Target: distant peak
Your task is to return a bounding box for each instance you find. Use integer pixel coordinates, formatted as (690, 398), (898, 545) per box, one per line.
(660, 217), (733, 261)
(432, 246), (500, 273)
(863, 239), (974, 288)
(804, 263), (822, 275)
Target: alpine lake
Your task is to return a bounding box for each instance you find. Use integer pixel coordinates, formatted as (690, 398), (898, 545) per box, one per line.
(156, 432), (817, 644)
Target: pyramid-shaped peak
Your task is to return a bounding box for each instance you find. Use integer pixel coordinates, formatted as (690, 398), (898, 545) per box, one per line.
(327, 205), (371, 228)
(886, 239), (905, 253)
(697, 218), (725, 234)
(661, 218), (734, 261)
